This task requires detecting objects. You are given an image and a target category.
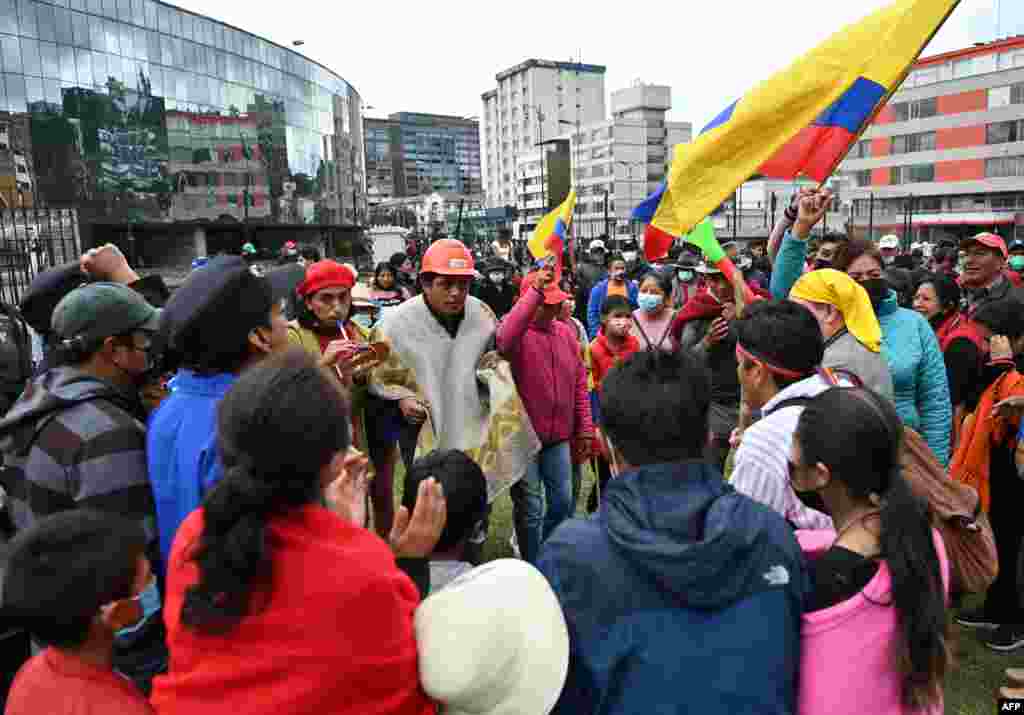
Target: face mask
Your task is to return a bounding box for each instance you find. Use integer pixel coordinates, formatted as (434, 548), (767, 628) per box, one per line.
(114, 577), (161, 639)
(637, 294), (663, 313)
(813, 258), (832, 270)
(1010, 257), (1024, 272)
(488, 271), (505, 284)
(609, 270), (625, 282)
(860, 278), (889, 308)
(793, 487), (829, 516)
(736, 256), (753, 271)
(881, 254), (895, 266)
(678, 270), (694, 283)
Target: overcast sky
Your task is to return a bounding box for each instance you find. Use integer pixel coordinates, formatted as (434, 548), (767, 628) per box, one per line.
(172, 0), (1023, 130)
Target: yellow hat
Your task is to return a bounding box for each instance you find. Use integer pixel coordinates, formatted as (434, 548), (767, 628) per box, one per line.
(790, 269), (882, 353)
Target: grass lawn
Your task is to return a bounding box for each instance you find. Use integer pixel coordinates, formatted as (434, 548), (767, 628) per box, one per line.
(397, 462), (1012, 713)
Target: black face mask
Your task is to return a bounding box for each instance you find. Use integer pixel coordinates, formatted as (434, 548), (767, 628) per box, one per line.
(813, 258), (832, 270)
(860, 278), (889, 308)
(794, 487), (830, 516)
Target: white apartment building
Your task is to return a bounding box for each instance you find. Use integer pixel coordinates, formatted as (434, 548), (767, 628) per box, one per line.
(512, 83), (692, 241)
(481, 59), (607, 210)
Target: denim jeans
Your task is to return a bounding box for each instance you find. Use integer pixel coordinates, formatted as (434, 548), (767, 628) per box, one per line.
(511, 441), (573, 563)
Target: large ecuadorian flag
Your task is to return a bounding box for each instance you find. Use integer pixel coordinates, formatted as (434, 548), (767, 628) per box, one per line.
(643, 0), (960, 244)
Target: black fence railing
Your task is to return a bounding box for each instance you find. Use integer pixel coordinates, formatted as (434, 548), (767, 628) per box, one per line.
(0, 209), (81, 305)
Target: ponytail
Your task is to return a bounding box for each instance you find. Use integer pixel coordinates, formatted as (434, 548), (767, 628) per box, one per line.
(878, 460), (949, 709)
(181, 349), (351, 634)
(796, 387), (948, 707)
(181, 463), (316, 633)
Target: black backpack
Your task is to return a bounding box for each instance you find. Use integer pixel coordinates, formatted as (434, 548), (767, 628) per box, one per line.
(0, 305), (32, 416)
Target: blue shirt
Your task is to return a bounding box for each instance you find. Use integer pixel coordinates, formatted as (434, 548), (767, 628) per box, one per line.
(147, 370), (237, 568)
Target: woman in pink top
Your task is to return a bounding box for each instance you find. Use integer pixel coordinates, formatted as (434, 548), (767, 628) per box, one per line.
(631, 270), (676, 351)
(789, 387), (949, 715)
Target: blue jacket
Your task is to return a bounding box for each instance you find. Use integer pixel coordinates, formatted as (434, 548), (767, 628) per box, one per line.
(538, 462), (807, 715)
(769, 229), (808, 299)
(147, 370), (236, 567)
(876, 291), (952, 465)
(587, 278), (639, 339)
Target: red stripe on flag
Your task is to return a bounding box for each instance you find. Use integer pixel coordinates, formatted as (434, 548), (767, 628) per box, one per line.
(544, 232), (565, 285)
(758, 125), (856, 183)
(643, 223), (676, 262)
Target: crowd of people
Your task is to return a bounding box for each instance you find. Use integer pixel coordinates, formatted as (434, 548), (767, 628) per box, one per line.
(0, 185), (1022, 714)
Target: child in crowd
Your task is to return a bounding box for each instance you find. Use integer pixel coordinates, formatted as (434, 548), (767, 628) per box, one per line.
(587, 295), (641, 512)
(4, 511), (156, 715)
(403, 450), (488, 595)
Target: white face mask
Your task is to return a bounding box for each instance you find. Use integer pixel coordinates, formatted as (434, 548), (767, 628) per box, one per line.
(488, 271), (504, 284)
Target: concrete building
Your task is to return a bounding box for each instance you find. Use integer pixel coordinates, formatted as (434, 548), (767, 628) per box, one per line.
(481, 59), (607, 211)
(364, 112), (481, 204)
(839, 36), (1024, 244)
(510, 82), (692, 243)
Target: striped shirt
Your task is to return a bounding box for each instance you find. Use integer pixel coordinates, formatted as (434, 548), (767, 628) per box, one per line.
(732, 374), (839, 530)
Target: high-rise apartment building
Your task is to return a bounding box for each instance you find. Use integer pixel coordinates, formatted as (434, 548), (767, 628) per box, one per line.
(839, 36), (1024, 243)
(481, 59), (607, 210)
(364, 112), (480, 203)
(511, 83), (691, 240)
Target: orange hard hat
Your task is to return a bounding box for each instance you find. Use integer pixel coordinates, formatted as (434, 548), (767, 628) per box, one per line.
(420, 239), (475, 277)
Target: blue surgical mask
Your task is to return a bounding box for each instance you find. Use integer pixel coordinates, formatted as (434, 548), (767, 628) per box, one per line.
(637, 293), (663, 313)
(678, 270), (694, 283)
(115, 577), (161, 639)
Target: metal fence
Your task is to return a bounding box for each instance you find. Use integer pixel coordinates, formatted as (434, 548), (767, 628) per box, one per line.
(0, 209), (81, 305)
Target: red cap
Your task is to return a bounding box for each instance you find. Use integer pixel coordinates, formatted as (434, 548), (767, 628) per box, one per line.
(521, 271), (571, 305)
(961, 232), (1007, 259)
(296, 260), (356, 297)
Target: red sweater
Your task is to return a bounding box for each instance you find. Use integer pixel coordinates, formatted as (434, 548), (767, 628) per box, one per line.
(151, 505), (435, 715)
(6, 648), (153, 715)
(590, 332), (642, 390)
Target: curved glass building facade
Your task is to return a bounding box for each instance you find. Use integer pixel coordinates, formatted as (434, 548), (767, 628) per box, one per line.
(0, 0), (365, 261)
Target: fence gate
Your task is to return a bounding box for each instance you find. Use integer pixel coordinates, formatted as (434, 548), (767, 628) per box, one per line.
(0, 208), (81, 305)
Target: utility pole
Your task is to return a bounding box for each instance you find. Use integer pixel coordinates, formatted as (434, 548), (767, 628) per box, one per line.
(603, 189), (609, 238)
(868, 192), (875, 241)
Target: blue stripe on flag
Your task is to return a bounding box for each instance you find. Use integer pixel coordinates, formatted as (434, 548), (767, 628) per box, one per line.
(701, 100), (739, 135)
(554, 218), (567, 237)
(813, 76), (887, 133)
(632, 183), (666, 223)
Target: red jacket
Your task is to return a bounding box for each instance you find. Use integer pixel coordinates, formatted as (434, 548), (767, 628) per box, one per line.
(497, 286), (592, 445)
(590, 332), (642, 391)
(152, 506), (435, 715)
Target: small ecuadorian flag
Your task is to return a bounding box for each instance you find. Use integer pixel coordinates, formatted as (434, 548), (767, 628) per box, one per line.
(637, 0), (960, 252)
(528, 190), (577, 282)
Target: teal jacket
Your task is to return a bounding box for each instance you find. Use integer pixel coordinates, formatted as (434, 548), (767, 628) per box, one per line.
(875, 291), (952, 465)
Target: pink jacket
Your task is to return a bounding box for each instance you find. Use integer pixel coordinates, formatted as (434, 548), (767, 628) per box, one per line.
(796, 528), (949, 715)
(497, 287), (592, 445)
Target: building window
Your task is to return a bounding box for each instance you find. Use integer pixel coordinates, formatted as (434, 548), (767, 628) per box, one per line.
(987, 120), (1024, 145)
(890, 164), (935, 184)
(854, 170), (872, 187)
(891, 131), (936, 154)
(986, 156), (1024, 178)
(891, 97), (937, 122)
(1013, 83), (1024, 106)
(852, 140), (871, 159)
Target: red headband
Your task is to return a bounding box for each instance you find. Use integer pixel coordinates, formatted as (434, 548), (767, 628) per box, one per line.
(735, 343), (808, 380)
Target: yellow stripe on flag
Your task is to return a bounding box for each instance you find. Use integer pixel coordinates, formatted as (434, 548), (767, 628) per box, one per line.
(528, 190), (577, 259)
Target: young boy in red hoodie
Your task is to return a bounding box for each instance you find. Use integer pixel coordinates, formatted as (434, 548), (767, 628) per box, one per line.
(4, 511), (155, 715)
(588, 295), (641, 512)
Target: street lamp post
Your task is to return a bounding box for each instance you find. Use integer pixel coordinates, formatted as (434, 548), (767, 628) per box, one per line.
(615, 160), (639, 251)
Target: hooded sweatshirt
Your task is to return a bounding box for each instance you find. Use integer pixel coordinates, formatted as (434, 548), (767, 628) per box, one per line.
(0, 366), (155, 539)
(538, 462), (807, 715)
(497, 286), (592, 445)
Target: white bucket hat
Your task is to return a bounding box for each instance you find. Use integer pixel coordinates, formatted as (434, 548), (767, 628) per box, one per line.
(415, 559), (569, 715)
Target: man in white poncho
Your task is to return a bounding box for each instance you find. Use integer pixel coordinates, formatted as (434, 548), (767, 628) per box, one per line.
(370, 239), (540, 533)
